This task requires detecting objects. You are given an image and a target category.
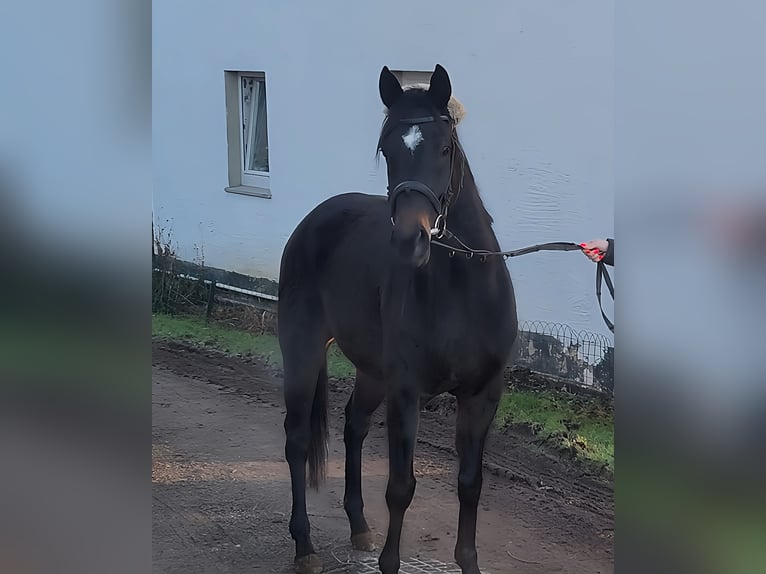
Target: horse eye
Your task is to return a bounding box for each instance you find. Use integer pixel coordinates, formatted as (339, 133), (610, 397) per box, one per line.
(441, 146), (451, 156)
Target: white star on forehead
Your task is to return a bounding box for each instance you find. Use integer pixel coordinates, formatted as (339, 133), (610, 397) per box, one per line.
(402, 125), (424, 153)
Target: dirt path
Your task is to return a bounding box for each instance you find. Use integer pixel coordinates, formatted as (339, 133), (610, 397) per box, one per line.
(152, 341), (613, 573)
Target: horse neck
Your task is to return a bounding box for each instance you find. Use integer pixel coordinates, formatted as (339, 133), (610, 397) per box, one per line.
(445, 160), (497, 248)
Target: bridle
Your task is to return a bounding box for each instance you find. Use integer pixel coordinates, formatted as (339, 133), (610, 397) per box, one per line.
(387, 114), (465, 239)
(383, 114), (615, 333)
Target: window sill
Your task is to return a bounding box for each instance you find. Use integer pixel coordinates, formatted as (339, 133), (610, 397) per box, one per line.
(224, 185), (272, 199)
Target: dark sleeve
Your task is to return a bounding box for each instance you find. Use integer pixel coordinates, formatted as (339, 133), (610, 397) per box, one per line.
(602, 238), (614, 266)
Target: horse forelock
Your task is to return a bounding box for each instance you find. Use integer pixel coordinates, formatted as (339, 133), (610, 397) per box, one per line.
(381, 84), (466, 125)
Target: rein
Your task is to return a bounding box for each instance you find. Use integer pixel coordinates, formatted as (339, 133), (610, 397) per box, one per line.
(387, 113), (614, 333)
(433, 230), (615, 333)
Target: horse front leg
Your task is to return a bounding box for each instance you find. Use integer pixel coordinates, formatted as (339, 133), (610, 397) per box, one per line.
(454, 378), (502, 574)
(378, 383), (419, 574)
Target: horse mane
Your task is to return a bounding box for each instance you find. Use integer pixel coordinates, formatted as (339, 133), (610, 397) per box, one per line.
(455, 147), (494, 225)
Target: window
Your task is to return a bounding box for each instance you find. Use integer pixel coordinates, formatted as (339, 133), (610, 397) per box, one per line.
(224, 71), (271, 198)
(391, 70), (433, 88)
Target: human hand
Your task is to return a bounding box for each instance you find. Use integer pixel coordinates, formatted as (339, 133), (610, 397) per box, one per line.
(580, 239), (608, 262)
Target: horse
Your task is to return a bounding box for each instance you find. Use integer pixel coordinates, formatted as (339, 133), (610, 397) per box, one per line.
(278, 64), (518, 574)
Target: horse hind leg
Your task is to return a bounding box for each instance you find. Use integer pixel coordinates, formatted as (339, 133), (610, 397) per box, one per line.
(343, 370), (384, 551)
(281, 324), (330, 574)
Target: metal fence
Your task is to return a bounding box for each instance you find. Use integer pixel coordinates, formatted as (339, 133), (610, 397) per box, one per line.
(513, 320), (614, 394)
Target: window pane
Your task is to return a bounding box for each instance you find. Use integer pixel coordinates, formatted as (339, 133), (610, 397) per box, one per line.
(241, 76), (269, 173)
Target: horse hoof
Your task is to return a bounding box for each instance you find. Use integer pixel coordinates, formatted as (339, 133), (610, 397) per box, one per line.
(294, 553), (322, 574)
(351, 531), (377, 552)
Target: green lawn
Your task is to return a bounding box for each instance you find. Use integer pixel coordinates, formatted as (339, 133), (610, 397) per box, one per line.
(153, 313), (613, 470)
(496, 389), (614, 471)
(152, 313), (355, 378)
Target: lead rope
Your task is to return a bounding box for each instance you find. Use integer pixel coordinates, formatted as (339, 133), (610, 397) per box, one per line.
(596, 261), (614, 332)
(431, 232), (614, 333)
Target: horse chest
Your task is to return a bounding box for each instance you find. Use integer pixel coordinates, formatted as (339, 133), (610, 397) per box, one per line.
(416, 296), (513, 384)
(438, 313), (496, 357)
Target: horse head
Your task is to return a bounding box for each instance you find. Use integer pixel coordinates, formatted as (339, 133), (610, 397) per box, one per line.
(378, 64), (465, 267)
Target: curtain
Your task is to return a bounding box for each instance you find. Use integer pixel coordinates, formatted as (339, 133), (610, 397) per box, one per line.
(242, 77), (269, 172)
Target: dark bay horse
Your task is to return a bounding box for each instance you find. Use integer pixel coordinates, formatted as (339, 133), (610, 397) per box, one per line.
(278, 64), (518, 574)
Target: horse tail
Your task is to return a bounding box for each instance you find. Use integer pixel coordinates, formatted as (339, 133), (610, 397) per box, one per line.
(307, 359), (329, 490)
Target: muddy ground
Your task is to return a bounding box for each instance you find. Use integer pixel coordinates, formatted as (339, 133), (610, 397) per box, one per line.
(152, 340), (613, 573)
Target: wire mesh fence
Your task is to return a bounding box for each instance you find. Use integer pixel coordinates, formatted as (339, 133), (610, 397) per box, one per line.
(512, 320), (614, 394)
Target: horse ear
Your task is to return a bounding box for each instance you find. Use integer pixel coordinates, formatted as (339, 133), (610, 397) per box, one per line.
(379, 66), (403, 108)
(428, 64), (452, 109)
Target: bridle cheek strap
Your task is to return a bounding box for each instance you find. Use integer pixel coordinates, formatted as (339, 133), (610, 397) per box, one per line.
(387, 116), (463, 240)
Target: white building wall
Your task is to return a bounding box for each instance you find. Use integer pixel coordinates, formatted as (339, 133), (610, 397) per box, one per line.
(153, 0), (614, 337)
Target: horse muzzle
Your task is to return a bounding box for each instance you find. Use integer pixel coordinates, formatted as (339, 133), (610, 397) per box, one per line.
(390, 219), (431, 267)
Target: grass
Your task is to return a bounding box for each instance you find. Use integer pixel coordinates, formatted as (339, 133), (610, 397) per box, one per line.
(152, 313), (355, 378)
(152, 313), (613, 470)
(496, 388), (614, 471)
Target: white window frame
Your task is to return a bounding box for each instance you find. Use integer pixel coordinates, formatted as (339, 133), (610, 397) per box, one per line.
(391, 70), (433, 88)
(224, 71), (271, 198)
